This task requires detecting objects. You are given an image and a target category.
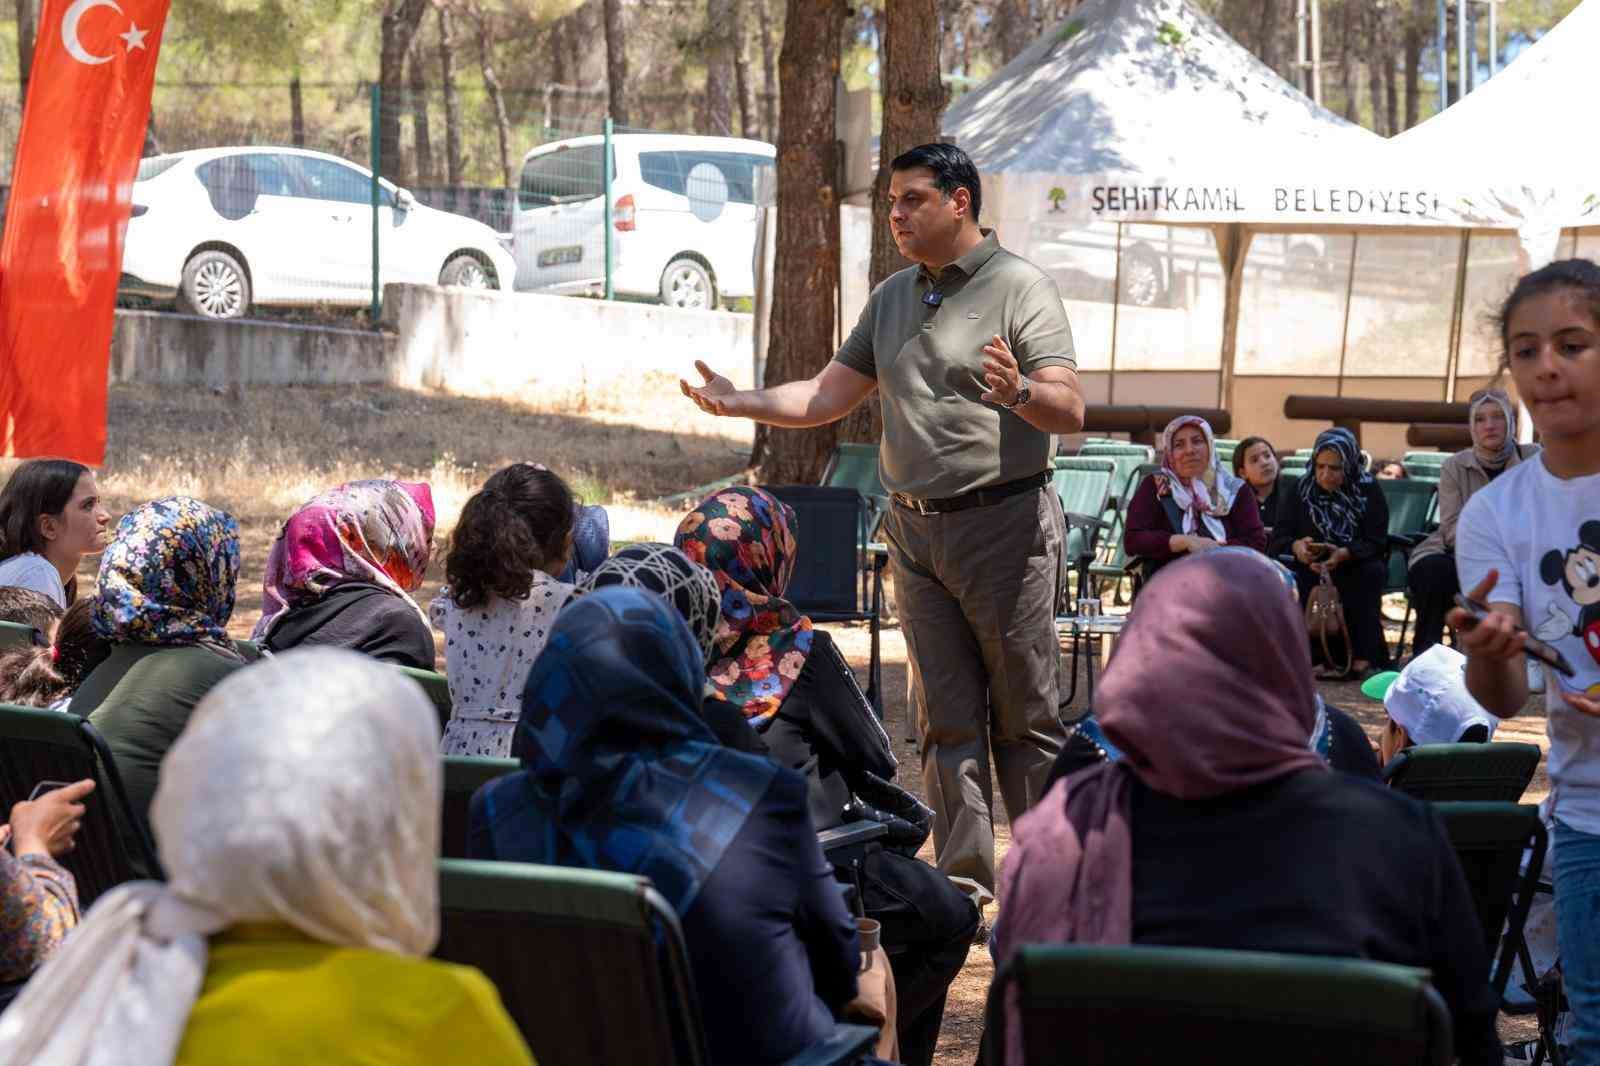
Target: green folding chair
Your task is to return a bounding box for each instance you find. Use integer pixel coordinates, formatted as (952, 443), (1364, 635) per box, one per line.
(435, 859), (878, 1066)
(396, 665), (452, 733)
(1379, 478), (1441, 656)
(1077, 443), (1156, 508)
(1280, 457), (1310, 479)
(441, 756), (518, 859)
(819, 442), (888, 546)
(0, 620), (43, 650)
(1433, 802), (1547, 998)
(1213, 438), (1239, 467)
(985, 944), (1452, 1065)
(0, 703), (163, 902)
(1089, 462), (1160, 603)
(232, 638), (264, 662)
(1404, 452), (1450, 479)
(1382, 741), (1542, 803)
(1051, 456), (1117, 598)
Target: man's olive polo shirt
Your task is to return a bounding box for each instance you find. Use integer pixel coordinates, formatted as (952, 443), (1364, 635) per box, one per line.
(832, 229), (1077, 500)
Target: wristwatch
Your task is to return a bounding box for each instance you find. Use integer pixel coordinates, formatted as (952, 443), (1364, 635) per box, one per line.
(1001, 377), (1034, 410)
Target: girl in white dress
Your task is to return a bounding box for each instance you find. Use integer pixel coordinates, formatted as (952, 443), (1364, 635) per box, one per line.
(432, 464), (579, 757)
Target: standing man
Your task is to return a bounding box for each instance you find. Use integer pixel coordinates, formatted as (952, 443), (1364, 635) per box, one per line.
(681, 142), (1084, 892)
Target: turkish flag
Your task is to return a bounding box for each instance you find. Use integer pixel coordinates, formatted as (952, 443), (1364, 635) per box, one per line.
(0, 0), (169, 465)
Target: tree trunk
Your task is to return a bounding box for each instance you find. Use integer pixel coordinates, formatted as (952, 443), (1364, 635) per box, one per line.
(472, 7), (515, 188)
(16, 0), (35, 102)
(603, 0), (630, 126)
(439, 5), (463, 185)
(1366, 7), (1386, 136)
(998, 0), (1032, 65)
(290, 73), (306, 147)
(702, 0), (738, 136)
(1339, 0), (1356, 122)
(1382, 10), (1399, 135)
(734, 0), (757, 137)
(753, 0), (848, 484)
(1403, 0), (1424, 128)
(409, 38), (435, 186)
(379, 0), (431, 181)
(757, 0), (779, 141)
(839, 0), (947, 445)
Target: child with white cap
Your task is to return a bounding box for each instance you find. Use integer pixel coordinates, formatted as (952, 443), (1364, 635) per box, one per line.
(1363, 644), (1499, 765)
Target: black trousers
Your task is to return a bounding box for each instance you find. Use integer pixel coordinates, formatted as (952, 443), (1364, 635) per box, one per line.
(862, 850), (979, 1066)
(1407, 551), (1458, 657)
(1292, 556), (1392, 669)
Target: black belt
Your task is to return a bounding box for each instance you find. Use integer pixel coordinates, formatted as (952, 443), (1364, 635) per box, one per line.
(891, 470), (1050, 516)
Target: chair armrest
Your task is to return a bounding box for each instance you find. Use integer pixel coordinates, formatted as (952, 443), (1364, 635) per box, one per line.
(819, 821), (888, 857)
(1064, 511), (1112, 533)
(1388, 532), (1426, 551)
(777, 1023), (881, 1066)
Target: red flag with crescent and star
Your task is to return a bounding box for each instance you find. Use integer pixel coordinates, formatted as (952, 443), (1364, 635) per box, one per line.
(0, 0), (169, 465)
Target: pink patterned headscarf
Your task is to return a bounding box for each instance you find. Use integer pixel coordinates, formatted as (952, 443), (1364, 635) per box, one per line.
(253, 480), (435, 641)
(994, 550), (1326, 1063)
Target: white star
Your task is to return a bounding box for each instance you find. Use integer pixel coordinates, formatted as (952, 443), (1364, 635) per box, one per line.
(120, 22), (149, 51)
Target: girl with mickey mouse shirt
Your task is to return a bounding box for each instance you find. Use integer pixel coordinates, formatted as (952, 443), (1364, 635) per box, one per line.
(1452, 260), (1600, 1064)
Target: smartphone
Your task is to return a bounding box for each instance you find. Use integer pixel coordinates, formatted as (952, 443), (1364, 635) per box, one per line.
(27, 780), (73, 802)
(1453, 594), (1577, 678)
(1307, 542), (1333, 562)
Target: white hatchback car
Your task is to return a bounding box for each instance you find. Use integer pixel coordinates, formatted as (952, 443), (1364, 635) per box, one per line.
(512, 134), (775, 310)
(120, 146), (515, 318)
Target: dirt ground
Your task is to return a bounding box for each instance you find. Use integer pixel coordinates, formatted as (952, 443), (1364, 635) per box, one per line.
(23, 383), (1547, 1063)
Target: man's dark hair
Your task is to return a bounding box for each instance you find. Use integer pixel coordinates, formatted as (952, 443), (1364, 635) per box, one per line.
(890, 143), (982, 223)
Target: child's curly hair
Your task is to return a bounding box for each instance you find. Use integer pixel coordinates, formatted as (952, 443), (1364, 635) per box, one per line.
(445, 464), (575, 609)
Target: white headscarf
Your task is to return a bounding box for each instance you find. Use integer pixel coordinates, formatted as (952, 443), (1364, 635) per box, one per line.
(1159, 415), (1246, 542)
(0, 648), (441, 1066)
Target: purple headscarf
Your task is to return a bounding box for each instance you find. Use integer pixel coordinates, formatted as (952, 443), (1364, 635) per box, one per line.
(994, 550), (1326, 1062)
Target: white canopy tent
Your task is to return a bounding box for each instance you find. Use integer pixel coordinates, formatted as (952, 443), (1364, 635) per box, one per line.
(934, 0), (1597, 451)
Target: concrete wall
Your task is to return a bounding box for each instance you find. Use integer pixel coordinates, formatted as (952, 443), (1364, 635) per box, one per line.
(382, 284), (756, 403)
(110, 309), (400, 387)
(108, 287), (756, 399)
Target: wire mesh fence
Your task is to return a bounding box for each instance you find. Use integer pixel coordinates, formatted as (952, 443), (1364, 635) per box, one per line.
(0, 79), (774, 323)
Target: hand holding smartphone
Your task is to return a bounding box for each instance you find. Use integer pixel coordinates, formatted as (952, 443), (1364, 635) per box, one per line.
(1453, 593), (1576, 678)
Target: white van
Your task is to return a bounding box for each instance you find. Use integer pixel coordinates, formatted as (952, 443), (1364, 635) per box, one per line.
(512, 134), (776, 310)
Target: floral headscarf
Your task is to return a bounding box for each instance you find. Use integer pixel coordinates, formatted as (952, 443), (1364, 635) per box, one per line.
(674, 486), (813, 726)
(1157, 415), (1245, 541)
(1297, 427), (1372, 546)
(254, 480), (434, 641)
(93, 496), (241, 648)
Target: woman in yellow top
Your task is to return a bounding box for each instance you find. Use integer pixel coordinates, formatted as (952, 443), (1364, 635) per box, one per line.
(0, 647), (535, 1066)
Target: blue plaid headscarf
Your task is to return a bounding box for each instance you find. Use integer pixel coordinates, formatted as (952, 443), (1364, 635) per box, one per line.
(1296, 427), (1371, 546)
(557, 504), (610, 584)
(472, 586), (778, 916)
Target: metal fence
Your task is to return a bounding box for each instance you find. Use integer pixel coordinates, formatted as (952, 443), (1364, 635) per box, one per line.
(0, 80), (773, 324)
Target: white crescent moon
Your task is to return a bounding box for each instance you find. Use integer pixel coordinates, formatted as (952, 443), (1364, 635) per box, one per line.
(61, 0), (123, 65)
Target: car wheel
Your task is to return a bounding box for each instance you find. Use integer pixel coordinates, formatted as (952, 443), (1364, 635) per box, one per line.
(659, 257), (717, 310)
(440, 253), (494, 290)
(1119, 245), (1164, 308)
(179, 250), (250, 319)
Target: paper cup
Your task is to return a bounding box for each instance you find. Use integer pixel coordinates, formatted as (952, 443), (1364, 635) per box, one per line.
(857, 917), (882, 970)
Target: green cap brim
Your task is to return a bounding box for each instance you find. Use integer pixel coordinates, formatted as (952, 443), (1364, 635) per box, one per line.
(1361, 671), (1401, 702)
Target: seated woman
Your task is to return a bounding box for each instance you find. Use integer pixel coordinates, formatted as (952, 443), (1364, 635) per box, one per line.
(0, 649), (535, 1066)
(1406, 389), (1535, 657)
(73, 497), (245, 863)
(253, 480), (436, 668)
(676, 487), (975, 1066)
(1, 779), (94, 987)
(0, 598), (114, 709)
(1362, 644), (1499, 766)
(1230, 435), (1281, 535)
(433, 463), (577, 757)
(1124, 416), (1264, 582)
(471, 587), (858, 1066)
(1269, 427), (1393, 678)
(994, 551), (1500, 1066)
(0, 458), (111, 608)
(581, 542), (769, 755)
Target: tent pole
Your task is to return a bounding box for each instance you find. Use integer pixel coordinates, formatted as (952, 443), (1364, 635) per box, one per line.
(1310, 0), (1323, 105)
(1445, 232), (1470, 401)
(1109, 222), (1123, 405)
(1437, 0), (1449, 109)
(1335, 234), (1358, 398)
(1488, 1), (1498, 76)
(1216, 224), (1249, 416)
(1457, 0), (1468, 101)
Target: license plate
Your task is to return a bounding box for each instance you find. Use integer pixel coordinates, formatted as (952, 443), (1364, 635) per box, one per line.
(537, 245), (583, 267)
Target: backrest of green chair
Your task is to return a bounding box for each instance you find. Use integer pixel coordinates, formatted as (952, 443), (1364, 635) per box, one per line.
(1433, 802), (1547, 994)
(987, 944), (1451, 1066)
(1280, 457), (1310, 479)
(441, 756), (518, 859)
(1078, 444), (1155, 507)
(1381, 741), (1542, 803)
(1404, 451), (1450, 472)
(0, 620), (42, 650)
(1093, 463), (1160, 578)
(822, 442), (886, 498)
(1380, 478), (1439, 591)
(435, 858), (706, 1066)
(0, 704), (161, 904)
(396, 665), (452, 733)
(1053, 458), (1117, 565)
(1213, 439), (1239, 467)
